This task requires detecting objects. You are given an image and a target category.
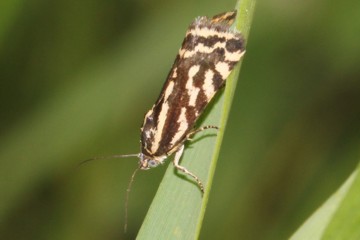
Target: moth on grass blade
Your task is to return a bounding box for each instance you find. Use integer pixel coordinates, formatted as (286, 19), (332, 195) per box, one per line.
(82, 10), (245, 231)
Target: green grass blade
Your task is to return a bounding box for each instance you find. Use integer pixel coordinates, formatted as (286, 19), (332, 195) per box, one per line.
(291, 154), (360, 240)
(290, 169), (358, 240)
(137, 1), (256, 239)
(321, 164), (360, 239)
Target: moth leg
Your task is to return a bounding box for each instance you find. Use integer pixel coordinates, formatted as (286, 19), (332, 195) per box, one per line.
(173, 145), (204, 193)
(186, 125), (219, 141)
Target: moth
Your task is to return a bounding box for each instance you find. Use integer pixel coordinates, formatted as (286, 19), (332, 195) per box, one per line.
(83, 10), (246, 232)
(136, 10), (246, 193)
(86, 10), (245, 194)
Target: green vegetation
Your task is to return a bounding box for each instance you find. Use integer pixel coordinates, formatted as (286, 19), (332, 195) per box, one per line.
(1, 0), (359, 239)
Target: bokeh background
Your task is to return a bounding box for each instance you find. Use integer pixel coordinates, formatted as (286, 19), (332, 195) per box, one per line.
(1, 0), (359, 239)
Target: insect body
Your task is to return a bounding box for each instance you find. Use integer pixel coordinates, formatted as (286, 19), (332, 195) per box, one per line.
(88, 11), (245, 195)
(137, 10), (245, 192)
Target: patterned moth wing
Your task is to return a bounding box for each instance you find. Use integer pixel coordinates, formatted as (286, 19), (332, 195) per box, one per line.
(139, 11), (245, 184)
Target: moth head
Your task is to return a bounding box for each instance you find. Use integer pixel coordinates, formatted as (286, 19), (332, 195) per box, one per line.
(139, 153), (160, 170)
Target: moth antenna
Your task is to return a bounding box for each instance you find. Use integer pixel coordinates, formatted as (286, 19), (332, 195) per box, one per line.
(124, 167), (139, 233)
(78, 153), (139, 167)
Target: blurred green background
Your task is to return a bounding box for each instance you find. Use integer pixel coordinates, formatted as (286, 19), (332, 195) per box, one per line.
(1, 0), (359, 239)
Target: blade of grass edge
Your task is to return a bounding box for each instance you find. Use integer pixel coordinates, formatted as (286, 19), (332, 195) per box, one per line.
(322, 160), (360, 239)
(136, 1), (256, 239)
(195, 0), (256, 238)
(290, 169), (359, 240)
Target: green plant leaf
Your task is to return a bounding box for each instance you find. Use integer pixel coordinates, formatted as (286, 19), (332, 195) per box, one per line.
(290, 166), (360, 240)
(137, 1), (256, 239)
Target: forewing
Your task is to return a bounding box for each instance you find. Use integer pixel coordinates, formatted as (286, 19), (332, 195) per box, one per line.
(141, 11), (245, 157)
